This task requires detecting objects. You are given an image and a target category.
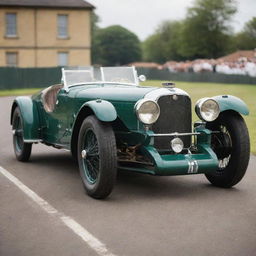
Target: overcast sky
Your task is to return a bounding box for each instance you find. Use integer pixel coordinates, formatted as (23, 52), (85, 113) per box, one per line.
(87, 0), (256, 40)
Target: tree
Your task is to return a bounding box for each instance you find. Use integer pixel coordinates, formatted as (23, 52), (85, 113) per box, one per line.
(143, 34), (165, 63)
(143, 21), (184, 62)
(234, 17), (256, 50)
(92, 25), (142, 66)
(178, 0), (237, 59)
(91, 11), (100, 64)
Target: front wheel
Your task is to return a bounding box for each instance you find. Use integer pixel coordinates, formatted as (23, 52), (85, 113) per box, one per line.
(77, 116), (117, 199)
(206, 111), (250, 188)
(12, 107), (32, 161)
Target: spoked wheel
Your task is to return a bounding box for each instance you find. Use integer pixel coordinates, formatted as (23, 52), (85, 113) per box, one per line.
(81, 129), (100, 184)
(12, 107), (32, 161)
(206, 111), (250, 188)
(78, 116), (117, 199)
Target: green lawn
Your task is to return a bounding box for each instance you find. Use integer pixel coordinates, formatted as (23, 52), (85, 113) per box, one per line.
(1, 81), (255, 154)
(0, 88), (41, 97)
(143, 80), (256, 154)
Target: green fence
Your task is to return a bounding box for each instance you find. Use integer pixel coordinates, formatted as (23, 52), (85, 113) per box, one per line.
(137, 68), (256, 85)
(0, 67), (255, 90)
(0, 67), (62, 90)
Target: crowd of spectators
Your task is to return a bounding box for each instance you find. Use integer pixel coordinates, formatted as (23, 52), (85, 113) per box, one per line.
(131, 50), (256, 77)
(163, 57), (256, 77)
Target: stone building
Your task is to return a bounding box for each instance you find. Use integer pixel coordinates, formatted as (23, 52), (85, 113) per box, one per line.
(0, 0), (94, 67)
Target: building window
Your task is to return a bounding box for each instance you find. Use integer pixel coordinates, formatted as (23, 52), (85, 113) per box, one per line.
(6, 13), (17, 37)
(6, 52), (18, 67)
(57, 14), (68, 38)
(58, 52), (68, 66)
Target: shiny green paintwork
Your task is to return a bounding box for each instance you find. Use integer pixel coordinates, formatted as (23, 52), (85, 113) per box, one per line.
(69, 84), (153, 130)
(71, 84), (154, 101)
(81, 100), (117, 122)
(213, 95), (249, 115)
(11, 96), (40, 141)
(11, 84), (153, 146)
(10, 83), (249, 176)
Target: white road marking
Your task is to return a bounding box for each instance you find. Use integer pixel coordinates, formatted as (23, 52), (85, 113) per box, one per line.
(0, 166), (117, 256)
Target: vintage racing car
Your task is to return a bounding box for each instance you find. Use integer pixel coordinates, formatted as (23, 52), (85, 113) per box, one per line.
(11, 67), (250, 199)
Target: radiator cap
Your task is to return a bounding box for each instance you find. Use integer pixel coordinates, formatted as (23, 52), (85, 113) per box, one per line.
(162, 82), (175, 88)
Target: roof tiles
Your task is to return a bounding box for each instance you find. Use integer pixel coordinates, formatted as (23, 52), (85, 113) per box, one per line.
(0, 0), (94, 9)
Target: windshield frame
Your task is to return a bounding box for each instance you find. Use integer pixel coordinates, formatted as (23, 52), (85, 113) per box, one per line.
(62, 66), (140, 92)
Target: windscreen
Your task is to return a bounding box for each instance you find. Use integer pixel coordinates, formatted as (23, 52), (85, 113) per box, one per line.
(101, 67), (137, 85)
(64, 70), (93, 85)
(62, 66), (138, 88)
(62, 67), (95, 87)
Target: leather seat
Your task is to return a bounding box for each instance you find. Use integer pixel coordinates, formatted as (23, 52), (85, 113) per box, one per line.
(42, 84), (63, 112)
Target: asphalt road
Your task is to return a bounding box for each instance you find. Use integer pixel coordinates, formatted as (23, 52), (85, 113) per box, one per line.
(1, 96), (256, 256)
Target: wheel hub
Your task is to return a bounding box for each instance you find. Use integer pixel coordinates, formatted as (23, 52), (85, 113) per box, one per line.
(81, 150), (87, 159)
(212, 130), (232, 159)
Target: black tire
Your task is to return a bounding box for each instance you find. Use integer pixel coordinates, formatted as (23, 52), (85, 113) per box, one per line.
(77, 116), (117, 199)
(12, 107), (32, 162)
(205, 111), (250, 188)
(71, 148), (78, 163)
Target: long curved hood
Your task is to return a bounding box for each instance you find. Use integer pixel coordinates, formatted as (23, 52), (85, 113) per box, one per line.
(71, 84), (157, 102)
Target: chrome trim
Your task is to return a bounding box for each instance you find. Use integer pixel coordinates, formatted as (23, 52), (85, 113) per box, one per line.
(62, 67), (94, 92)
(132, 66), (139, 85)
(144, 88), (189, 101)
(23, 139), (42, 143)
(148, 132), (201, 137)
(100, 67), (105, 81)
(62, 67), (68, 92)
(68, 81), (138, 88)
(171, 138), (184, 153)
(81, 150), (87, 159)
(195, 97), (220, 122)
(187, 159), (199, 174)
(135, 99), (160, 125)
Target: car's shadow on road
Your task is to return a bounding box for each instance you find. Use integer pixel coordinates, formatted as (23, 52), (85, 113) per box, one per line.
(115, 170), (239, 201)
(30, 151), (78, 172)
(15, 150), (240, 202)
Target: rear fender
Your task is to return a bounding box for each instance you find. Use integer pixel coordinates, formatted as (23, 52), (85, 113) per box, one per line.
(11, 96), (41, 142)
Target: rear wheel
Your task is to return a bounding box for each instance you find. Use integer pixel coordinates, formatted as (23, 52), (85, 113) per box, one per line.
(206, 111), (250, 188)
(12, 107), (32, 161)
(77, 116), (117, 199)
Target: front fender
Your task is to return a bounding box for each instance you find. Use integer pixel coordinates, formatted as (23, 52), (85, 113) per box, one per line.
(82, 100), (117, 122)
(212, 95), (249, 116)
(11, 96), (40, 141)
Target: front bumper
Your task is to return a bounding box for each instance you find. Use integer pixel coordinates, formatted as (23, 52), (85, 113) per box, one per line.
(118, 127), (219, 176)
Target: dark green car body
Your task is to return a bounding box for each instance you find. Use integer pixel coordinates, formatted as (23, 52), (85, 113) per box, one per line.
(10, 80), (249, 177)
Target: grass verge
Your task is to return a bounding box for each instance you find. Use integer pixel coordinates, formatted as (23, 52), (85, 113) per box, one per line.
(0, 88), (41, 97)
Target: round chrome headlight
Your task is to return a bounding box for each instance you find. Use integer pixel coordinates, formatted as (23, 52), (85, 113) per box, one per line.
(196, 98), (220, 122)
(135, 99), (160, 125)
(171, 138), (184, 153)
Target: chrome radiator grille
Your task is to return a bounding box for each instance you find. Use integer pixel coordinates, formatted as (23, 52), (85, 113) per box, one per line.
(152, 95), (192, 150)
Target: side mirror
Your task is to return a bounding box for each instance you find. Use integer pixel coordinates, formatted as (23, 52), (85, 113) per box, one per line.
(139, 75), (146, 82)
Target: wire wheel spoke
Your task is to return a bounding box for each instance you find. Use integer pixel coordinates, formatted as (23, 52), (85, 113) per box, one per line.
(13, 115), (24, 152)
(82, 129), (100, 184)
(217, 125), (232, 171)
(86, 158), (98, 180)
(14, 129), (23, 138)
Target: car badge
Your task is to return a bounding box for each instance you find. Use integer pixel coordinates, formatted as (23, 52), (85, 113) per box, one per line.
(172, 95), (178, 101)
